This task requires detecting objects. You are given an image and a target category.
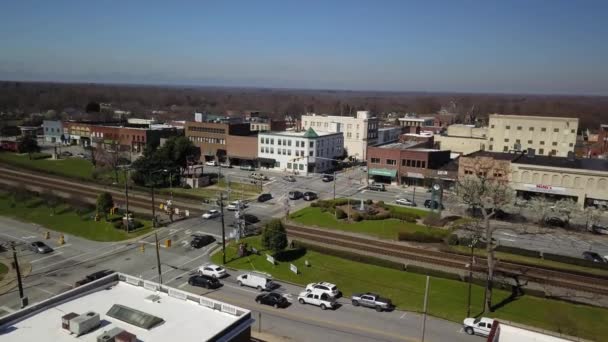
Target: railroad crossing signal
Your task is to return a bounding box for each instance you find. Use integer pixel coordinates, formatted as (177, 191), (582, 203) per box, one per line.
(58, 234), (65, 245)
(140, 243), (145, 253)
(44, 231), (50, 240)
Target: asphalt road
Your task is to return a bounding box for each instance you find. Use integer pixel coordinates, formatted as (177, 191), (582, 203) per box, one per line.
(0, 217), (481, 342)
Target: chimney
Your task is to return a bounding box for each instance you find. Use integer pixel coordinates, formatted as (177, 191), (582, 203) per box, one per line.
(527, 148), (535, 158)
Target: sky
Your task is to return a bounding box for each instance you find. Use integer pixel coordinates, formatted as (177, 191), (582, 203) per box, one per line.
(1, 0), (607, 95)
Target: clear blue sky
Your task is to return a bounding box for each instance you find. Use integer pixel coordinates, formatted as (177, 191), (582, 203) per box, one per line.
(1, 0), (607, 95)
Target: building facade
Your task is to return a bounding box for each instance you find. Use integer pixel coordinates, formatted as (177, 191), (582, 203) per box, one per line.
(487, 114), (578, 157)
(301, 111), (378, 160)
(434, 124), (489, 155)
(185, 121), (251, 162)
(376, 127), (403, 145)
(257, 128), (343, 175)
(42, 120), (64, 144)
(398, 116), (435, 128)
(226, 134), (259, 167)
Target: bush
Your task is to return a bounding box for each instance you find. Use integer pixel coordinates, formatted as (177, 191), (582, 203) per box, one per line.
(292, 240), (405, 270)
(406, 265), (462, 281)
(447, 234), (460, 246)
(351, 212), (363, 222)
(495, 245), (541, 259)
(362, 212), (391, 220)
(131, 220), (144, 229)
(365, 199), (373, 205)
(30, 153), (51, 160)
(543, 253), (608, 270)
(113, 221), (123, 229)
(335, 208), (347, 219)
(377, 200), (385, 208)
(182, 183), (192, 189)
(398, 231), (446, 243)
(422, 212), (442, 227)
(274, 247), (307, 262)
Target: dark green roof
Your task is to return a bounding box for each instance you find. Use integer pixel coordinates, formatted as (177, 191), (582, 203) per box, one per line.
(303, 127), (319, 138)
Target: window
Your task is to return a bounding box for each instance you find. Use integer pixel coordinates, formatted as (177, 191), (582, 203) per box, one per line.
(551, 149), (557, 155)
(528, 140), (533, 144)
(571, 129), (576, 134)
(488, 145), (493, 151)
(387, 159), (396, 165)
(299, 164), (304, 170)
(271, 139), (274, 144)
(494, 172), (503, 178)
(465, 170), (473, 175)
(539, 148), (544, 155)
(401, 160), (406, 166)
(406, 160), (411, 167)
(516, 139), (520, 144)
(554, 128), (559, 132)
(505, 125), (510, 129)
(356, 133), (359, 139)
(371, 158), (380, 164)
(552, 142), (557, 146)
(540, 141), (545, 145)
(503, 146), (508, 152)
(275, 161), (281, 168)
(541, 128), (546, 132)
(309, 151), (313, 156)
(517, 126), (522, 130)
(489, 137), (494, 142)
(569, 143), (574, 147)
(347, 132), (352, 138)
(260, 146), (264, 153)
(504, 138), (509, 142)
(287, 163), (292, 169)
(309, 141), (314, 148)
(491, 125), (495, 128)
(529, 127), (534, 131)
(416, 160), (421, 168)
(288, 149), (292, 155)
(288, 140), (292, 146)
(421, 161), (426, 168)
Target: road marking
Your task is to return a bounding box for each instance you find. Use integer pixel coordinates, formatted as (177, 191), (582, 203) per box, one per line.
(499, 232), (518, 237)
(400, 312), (407, 319)
(21, 235), (37, 239)
(52, 243), (72, 250)
(499, 238), (516, 242)
(33, 286), (57, 296)
(0, 306), (16, 313)
(178, 282), (189, 289)
(30, 252), (63, 263)
(149, 245), (214, 282)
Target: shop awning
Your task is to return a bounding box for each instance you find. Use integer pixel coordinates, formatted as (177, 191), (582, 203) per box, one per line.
(369, 168), (397, 178)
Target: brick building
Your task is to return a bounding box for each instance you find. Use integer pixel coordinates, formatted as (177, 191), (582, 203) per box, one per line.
(226, 134), (259, 167)
(185, 121), (251, 162)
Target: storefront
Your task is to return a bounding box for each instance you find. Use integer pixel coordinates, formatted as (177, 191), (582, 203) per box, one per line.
(369, 168), (397, 184)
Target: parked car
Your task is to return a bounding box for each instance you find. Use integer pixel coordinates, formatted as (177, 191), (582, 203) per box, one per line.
(188, 275), (221, 289)
(288, 191), (303, 200)
(60, 151), (73, 157)
(240, 164), (255, 171)
(226, 200), (248, 211)
(219, 162), (232, 168)
(395, 198), (416, 207)
(202, 209), (220, 219)
(544, 217), (565, 227)
(198, 264), (227, 278)
(28, 241), (53, 254)
(74, 269), (114, 287)
(190, 234), (215, 249)
(351, 292), (393, 312)
(75, 153), (86, 158)
(258, 193), (272, 202)
(255, 292), (289, 308)
(205, 160), (218, 166)
(238, 213), (259, 224)
(303, 192), (318, 201)
(367, 183), (385, 191)
(424, 200), (444, 209)
(591, 225), (608, 235)
(322, 175), (334, 182)
(305, 282), (340, 298)
(298, 290), (337, 310)
(582, 251), (606, 263)
(283, 175), (296, 182)
(462, 317), (495, 336)
(237, 272), (276, 291)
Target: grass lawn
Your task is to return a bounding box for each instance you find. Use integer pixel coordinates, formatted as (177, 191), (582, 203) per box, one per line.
(448, 245), (608, 277)
(214, 236), (608, 341)
(0, 152), (94, 180)
(217, 178), (261, 194)
(290, 206), (444, 240)
(0, 262), (8, 282)
(0, 195), (152, 242)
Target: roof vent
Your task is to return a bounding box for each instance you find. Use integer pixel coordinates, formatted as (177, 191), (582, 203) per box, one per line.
(97, 327), (125, 342)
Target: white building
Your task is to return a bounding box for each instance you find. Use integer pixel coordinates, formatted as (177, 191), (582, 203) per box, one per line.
(398, 115), (435, 127)
(0, 273), (253, 342)
(300, 111), (378, 160)
(258, 128), (344, 175)
(376, 127), (403, 145)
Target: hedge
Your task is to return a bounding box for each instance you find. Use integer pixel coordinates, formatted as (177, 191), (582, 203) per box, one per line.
(543, 253), (608, 270)
(406, 265), (462, 281)
(398, 230), (447, 243)
(495, 245), (541, 259)
(291, 240), (405, 270)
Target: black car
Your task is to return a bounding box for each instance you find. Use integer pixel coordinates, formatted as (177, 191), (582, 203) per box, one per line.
(544, 217), (565, 228)
(188, 275), (221, 289)
(322, 175), (334, 182)
(239, 213), (260, 224)
(582, 251), (606, 263)
(75, 269), (115, 287)
(303, 192), (318, 201)
(258, 193), (272, 202)
(190, 234), (216, 249)
(288, 191), (303, 200)
(423, 200), (444, 210)
(255, 292), (289, 308)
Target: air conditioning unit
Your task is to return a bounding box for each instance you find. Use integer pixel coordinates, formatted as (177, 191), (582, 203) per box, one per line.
(61, 312), (79, 331)
(115, 330), (137, 342)
(69, 311), (100, 336)
(97, 327), (125, 342)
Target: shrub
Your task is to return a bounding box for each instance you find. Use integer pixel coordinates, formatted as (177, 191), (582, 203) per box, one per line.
(495, 245), (541, 259)
(182, 183), (192, 189)
(362, 213), (391, 220)
(292, 240), (405, 270)
(376, 200), (385, 207)
(365, 199), (373, 205)
(543, 253), (608, 270)
(398, 231), (445, 243)
(131, 220), (144, 229)
(274, 247), (307, 261)
(261, 219), (288, 252)
(447, 234), (460, 246)
(30, 153), (51, 160)
(406, 265), (462, 281)
(335, 208), (347, 219)
(422, 212), (442, 227)
(351, 212), (363, 222)
(113, 221), (123, 229)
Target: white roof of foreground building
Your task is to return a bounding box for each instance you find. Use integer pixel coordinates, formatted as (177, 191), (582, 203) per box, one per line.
(0, 273), (253, 342)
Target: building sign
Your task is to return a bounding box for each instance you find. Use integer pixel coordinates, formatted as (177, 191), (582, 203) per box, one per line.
(290, 264), (298, 274)
(266, 254), (275, 265)
(523, 183), (566, 194)
(369, 168), (397, 177)
(437, 171), (448, 176)
(406, 172), (425, 179)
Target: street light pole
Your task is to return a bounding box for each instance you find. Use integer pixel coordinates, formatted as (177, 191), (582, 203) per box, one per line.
(219, 192), (226, 265)
(466, 237), (479, 317)
(333, 172), (336, 200)
(124, 168), (130, 233)
(11, 241), (27, 308)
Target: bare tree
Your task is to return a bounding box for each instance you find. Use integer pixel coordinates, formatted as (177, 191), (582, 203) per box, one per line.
(454, 158), (515, 313)
(528, 196), (555, 226)
(582, 206), (602, 230)
(553, 198), (580, 228)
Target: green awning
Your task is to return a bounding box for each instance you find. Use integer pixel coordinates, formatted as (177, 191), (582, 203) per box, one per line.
(369, 168), (397, 177)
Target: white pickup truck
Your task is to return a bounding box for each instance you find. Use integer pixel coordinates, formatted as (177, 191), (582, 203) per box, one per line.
(464, 318), (574, 341)
(297, 290), (337, 310)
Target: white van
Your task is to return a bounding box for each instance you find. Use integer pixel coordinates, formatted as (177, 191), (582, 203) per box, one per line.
(236, 272), (275, 291)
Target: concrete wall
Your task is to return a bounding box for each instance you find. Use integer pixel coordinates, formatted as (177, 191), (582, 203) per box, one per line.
(435, 135), (486, 155)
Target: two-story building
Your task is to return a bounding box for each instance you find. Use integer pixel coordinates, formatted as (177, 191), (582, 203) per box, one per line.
(185, 121), (251, 162)
(42, 120), (64, 144)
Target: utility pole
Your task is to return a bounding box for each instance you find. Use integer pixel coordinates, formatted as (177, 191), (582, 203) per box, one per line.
(11, 242), (27, 308)
(412, 186), (416, 204)
(151, 181), (156, 228)
(421, 276), (430, 342)
(219, 192), (226, 264)
(333, 172), (336, 200)
(154, 233), (163, 284)
(466, 238), (477, 317)
(124, 168), (130, 233)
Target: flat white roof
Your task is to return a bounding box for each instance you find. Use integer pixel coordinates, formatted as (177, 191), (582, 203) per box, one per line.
(497, 323), (573, 342)
(2, 279), (248, 342)
(259, 130), (340, 137)
(489, 114), (578, 121)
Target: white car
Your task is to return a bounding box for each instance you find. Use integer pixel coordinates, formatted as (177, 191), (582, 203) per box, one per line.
(205, 160), (218, 166)
(305, 282), (340, 298)
(462, 317), (495, 336)
(226, 200), (247, 211)
(237, 272), (275, 291)
(198, 264), (227, 278)
(298, 290), (337, 310)
(395, 198), (416, 206)
(202, 209), (220, 219)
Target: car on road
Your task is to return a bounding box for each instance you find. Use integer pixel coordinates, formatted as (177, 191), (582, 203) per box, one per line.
(205, 160), (218, 166)
(60, 151), (73, 157)
(298, 290), (337, 310)
(250, 172), (269, 181)
(305, 282), (340, 298)
(74, 269), (114, 287)
(238, 213), (259, 225)
(582, 251), (606, 263)
(423, 199), (444, 209)
(240, 164), (255, 171)
(28, 241), (53, 254)
(322, 174), (334, 182)
(351, 292), (393, 312)
(257, 193), (272, 202)
(226, 200), (248, 211)
(544, 216), (565, 227)
(462, 317), (495, 336)
(255, 292), (289, 308)
(367, 183), (386, 191)
(395, 198), (416, 207)
(283, 175), (296, 182)
(219, 162), (232, 168)
(237, 272), (276, 291)
(199, 264), (227, 278)
(590, 224), (608, 235)
(190, 234), (215, 249)
(202, 209), (221, 219)
(303, 192), (318, 201)
(188, 275), (221, 289)
(288, 191), (303, 200)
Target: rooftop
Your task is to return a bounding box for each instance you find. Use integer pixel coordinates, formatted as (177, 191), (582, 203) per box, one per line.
(259, 129), (339, 138)
(0, 274), (251, 342)
(488, 114), (579, 122)
(398, 117), (434, 121)
(376, 141), (425, 150)
(464, 150), (523, 161)
(465, 150), (608, 172)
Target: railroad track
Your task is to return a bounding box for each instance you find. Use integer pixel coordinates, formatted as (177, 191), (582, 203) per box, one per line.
(286, 224), (608, 296)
